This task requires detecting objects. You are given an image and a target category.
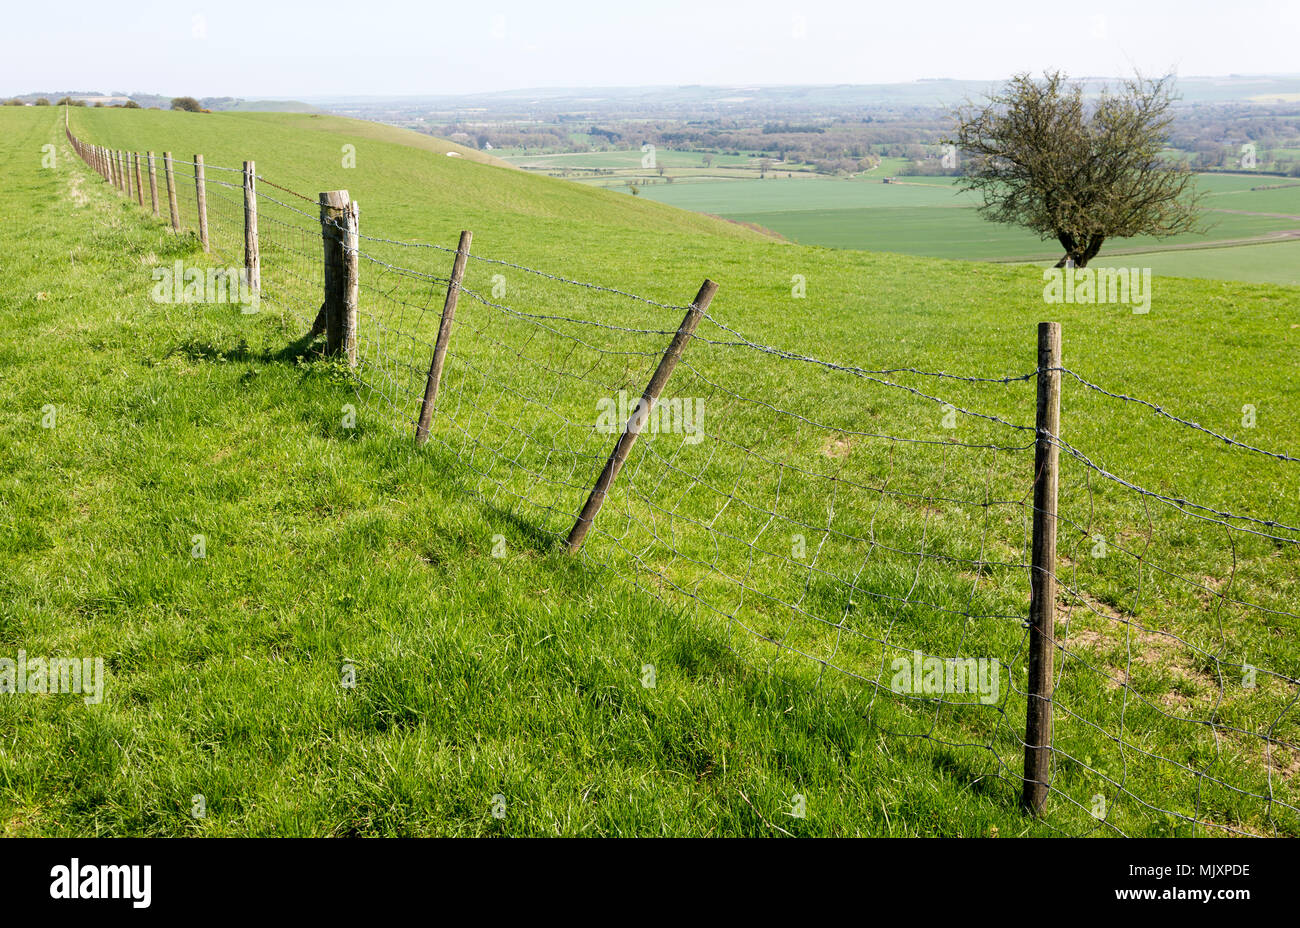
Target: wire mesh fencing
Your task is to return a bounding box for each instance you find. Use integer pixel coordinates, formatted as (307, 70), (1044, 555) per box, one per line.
(64, 121), (1300, 836)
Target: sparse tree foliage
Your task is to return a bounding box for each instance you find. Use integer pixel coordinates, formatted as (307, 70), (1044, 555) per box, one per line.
(954, 72), (1202, 267)
(171, 96), (203, 113)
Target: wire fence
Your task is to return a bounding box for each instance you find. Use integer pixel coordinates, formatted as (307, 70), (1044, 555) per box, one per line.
(65, 121), (1300, 837)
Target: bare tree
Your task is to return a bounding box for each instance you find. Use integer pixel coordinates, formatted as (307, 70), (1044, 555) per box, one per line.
(954, 71), (1202, 267)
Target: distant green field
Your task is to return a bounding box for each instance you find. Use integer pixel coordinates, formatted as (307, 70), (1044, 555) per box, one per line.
(509, 149), (767, 170)
(631, 176), (1298, 262)
(625, 170), (1300, 279)
(504, 148), (1300, 281)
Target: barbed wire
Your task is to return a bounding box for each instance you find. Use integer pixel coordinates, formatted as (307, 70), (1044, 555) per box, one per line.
(1058, 366), (1300, 464)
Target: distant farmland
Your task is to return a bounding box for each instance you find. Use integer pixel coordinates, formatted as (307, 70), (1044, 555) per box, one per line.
(504, 151), (1300, 285)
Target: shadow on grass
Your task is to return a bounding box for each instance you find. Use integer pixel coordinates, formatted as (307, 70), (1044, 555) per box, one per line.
(169, 328), (324, 366)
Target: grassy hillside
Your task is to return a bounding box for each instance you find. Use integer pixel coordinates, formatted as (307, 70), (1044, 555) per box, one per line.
(3, 106), (1298, 836)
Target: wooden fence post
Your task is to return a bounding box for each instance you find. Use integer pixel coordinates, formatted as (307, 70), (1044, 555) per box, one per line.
(112, 151), (121, 191)
(194, 155), (209, 252)
(1022, 321), (1062, 816)
(415, 230), (472, 445)
(319, 190), (358, 363)
(344, 200), (359, 365)
(243, 161), (261, 293)
(133, 153), (144, 207)
(566, 279), (718, 552)
(147, 152), (159, 216)
(125, 151), (134, 200)
(164, 152), (180, 231)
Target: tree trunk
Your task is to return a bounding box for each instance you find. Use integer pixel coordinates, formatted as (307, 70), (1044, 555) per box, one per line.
(1053, 232), (1076, 268)
(1053, 231), (1105, 268)
(1078, 234), (1105, 267)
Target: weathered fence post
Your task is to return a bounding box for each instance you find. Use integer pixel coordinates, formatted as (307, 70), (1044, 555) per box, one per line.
(133, 153), (144, 207)
(194, 155), (209, 252)
(1022, 321), (1062, 816)
(243, 161), (261, 293)
(112, 150), (121, 191)
(164, 152), (180, 231)
(414, 230), (472, 445)
(125, 151), (134, 200)
(146, 152), (159, 216)
(344, 201), (359, 364)
(319, 190), (358, 363)
(566, 279), (718, 552)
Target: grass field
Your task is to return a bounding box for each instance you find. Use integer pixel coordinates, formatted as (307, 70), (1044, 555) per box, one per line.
(3, 106), (1298, 836)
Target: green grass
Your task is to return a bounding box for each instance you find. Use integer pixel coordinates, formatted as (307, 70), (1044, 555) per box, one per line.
(1033, 240), (1300, 287)
(3, 106), (1299, 837)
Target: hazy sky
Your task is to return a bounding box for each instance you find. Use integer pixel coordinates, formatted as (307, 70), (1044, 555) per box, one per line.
(4, 0), (1298, 97)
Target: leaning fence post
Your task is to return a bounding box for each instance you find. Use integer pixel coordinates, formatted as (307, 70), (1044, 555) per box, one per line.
(415, 230), (472, 445)
(243, 161), (261, 293)
(164, 152), (180, 231)
(194, 155), (209, 252)
(133, 152), (145, 207)
(146, 152), (159, 216)
(1022, 321), (1062, 816)
(566, 279), (718, 552)
(319, 190), (358, 363)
